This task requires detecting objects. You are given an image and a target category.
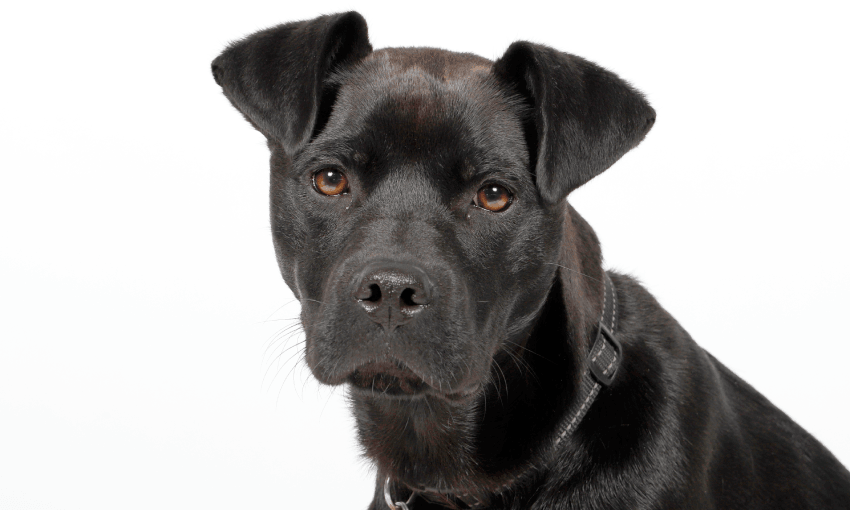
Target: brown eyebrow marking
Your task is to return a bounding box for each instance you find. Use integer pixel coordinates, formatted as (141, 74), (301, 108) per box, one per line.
(352, 151), (369, 165)
(457, 159), (477, 182)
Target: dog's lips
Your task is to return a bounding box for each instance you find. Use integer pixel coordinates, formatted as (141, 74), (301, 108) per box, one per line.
(347, 360), (430, 397)
(346, 360), (481, 401)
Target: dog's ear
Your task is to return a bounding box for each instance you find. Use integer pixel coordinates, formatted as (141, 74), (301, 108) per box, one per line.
(493, 42), (656, 203)
(211, 12), (372, 153)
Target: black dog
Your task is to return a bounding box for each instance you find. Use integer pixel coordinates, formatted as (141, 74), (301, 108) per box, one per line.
(212, 12), (850, 509)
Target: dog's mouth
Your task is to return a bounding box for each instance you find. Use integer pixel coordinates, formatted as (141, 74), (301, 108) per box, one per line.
(348, 360), (430, 397)
(347, 360), (479, 401)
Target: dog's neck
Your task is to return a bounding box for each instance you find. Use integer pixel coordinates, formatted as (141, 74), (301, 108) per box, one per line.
(353, 204), (610, 508)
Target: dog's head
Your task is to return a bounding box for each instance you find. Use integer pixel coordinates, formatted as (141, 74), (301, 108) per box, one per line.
(213, 11), (654, 493)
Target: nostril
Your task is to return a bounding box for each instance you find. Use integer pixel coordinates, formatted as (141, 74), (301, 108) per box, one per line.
(400, 287), (430, 307)
(365, 284), (381, 302)
(355, 283), (382, 302)
(400, 288), (416, 307)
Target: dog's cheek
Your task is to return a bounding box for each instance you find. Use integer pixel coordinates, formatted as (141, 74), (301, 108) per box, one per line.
(288, 205), (374, 379)
(296, 204), (362, 301)
(272, 166), (352, 302)
(270, 173), (309, 296)
(505, 207), (562, 314)
(462, 204), (559, 332)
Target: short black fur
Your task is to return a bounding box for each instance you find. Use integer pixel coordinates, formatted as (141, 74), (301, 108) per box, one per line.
(212, 12), (850, 510)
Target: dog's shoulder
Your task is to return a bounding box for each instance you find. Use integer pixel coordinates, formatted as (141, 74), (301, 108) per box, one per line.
(580, 272), (850, 509)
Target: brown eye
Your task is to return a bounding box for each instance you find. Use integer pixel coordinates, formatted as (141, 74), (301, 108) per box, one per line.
(475, 184), (512, 212)
(313, 169), (349, 196)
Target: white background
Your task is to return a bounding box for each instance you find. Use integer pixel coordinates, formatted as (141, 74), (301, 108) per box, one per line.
(1, 1), (848, 508)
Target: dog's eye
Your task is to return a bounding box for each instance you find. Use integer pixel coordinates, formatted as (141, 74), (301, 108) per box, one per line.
(313, 169), (349, 196)
(475, 184), (513, 212)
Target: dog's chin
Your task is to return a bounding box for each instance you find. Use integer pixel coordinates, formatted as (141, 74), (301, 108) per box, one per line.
(346, 360), (481, 402)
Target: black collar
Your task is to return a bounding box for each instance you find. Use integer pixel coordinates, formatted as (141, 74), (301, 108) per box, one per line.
(553, 271), (622, 444)
(385, 272), (623, 510)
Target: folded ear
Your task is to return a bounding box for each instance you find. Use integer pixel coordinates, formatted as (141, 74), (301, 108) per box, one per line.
(493, 42), (656, 203)
(211, 12), (372, 154)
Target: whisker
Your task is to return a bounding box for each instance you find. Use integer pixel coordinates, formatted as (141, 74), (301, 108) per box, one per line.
(259, 317), (302, 323)
(262, 321), (304, 356)
(320, 386), (339, 419)
(544, 262), (601, 284)
(493, 359), (509, 401)
(263, 327), (304, 363)
(268, 345), (307, 394)
(262, 339), (305, 386)
(262, 299), (299, 322)
(503, 339), (547, 360)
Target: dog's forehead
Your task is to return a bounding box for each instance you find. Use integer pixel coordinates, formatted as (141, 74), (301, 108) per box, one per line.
(320, 48), (529, 177)
(335, 47), (506, 126)
(364, 47), (493, 81)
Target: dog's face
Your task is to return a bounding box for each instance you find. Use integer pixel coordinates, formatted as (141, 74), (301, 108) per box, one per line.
(213, 11), (654, 492)
(272, 47), (562, 400)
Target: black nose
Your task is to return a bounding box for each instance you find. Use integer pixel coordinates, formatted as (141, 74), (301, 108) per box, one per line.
(353, 261), (433, 330)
